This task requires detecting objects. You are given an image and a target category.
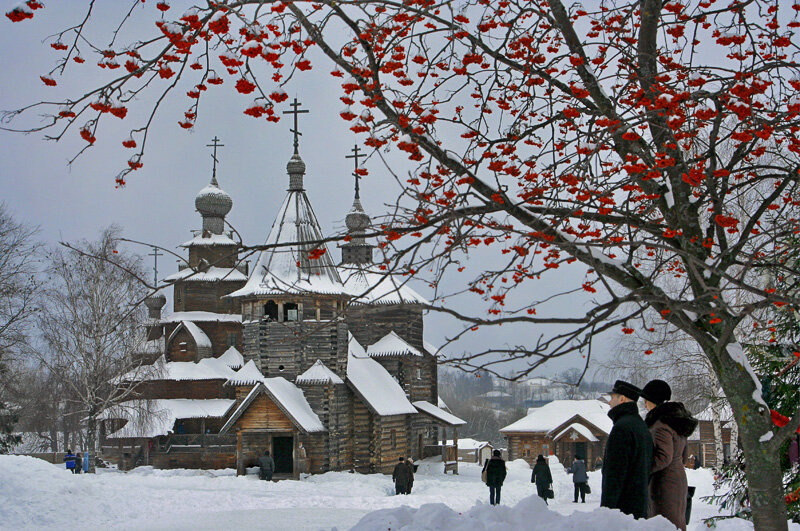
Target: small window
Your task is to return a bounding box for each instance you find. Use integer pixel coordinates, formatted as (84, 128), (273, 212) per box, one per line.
(542, 444), (549, 456)
(416, 367), (422, 380)
(264, 300), (278, 321)
(179, 342), (187, 353)
(176, 288), (182, 304)
(226, 333), (237, 348)
(284, 302), (299, 322)
(278, 365), (285, 372)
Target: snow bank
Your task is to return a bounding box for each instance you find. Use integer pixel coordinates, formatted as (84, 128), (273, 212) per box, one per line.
(351, 495), (675, 530)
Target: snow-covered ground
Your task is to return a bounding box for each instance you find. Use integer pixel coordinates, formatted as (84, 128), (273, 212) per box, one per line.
(1, 455), (796, 530)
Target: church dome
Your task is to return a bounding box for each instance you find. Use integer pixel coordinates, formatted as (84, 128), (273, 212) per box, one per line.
(286, 153), (306, 175)
(195, 182), (233, 218)
(345, 198), (371, 232)
(144, 291), (167, 310)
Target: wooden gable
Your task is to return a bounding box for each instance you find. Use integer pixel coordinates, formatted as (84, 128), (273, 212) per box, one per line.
(234, 393), (294, 432)
(548, 413), (608, 441)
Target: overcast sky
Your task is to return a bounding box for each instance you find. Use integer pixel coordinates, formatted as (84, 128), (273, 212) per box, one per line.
(0, 1), (619, 381)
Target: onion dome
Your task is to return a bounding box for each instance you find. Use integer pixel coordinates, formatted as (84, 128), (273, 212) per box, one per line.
(287, 153), (306, 191)
(345, 197), (371, 233)
(144, 291), (167, 319)
(195, 175), (232, 234)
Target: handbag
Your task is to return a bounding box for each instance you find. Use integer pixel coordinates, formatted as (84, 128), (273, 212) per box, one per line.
(481, 459), (488, 483)
(686, 486), (696, 524)
(583, 483), (591, 494)
(546, 487), (555, 499)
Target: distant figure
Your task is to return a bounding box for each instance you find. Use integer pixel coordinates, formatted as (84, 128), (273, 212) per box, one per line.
(484, 449), (507, 506)
(601, 380), (653, 520)
(63, 449), (77, 474)
(75, 453), (82, 474)
(297, 442), (308, 474)
(392, 457), (412, 495)
(594, 456), (603, 470)
(176, 421), (186, 435)
(405, 458), (415, 494)
(531, 455), (553, 504)
(694, 454), (701, 470)
(570, 455), (588, 503)
(82, 452), (90, 473)
(789, 433), (799, 467)
(258, 450), (275, 481)
(642, 379), (698, 531)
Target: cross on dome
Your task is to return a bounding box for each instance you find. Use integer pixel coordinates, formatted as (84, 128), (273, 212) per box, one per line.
(283, 98), (309, 155)
(345, 144), (366, 199)
(206, 136), (224, 185)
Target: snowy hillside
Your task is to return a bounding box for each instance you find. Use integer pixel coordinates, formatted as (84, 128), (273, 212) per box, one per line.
(1, 455), (795, 530)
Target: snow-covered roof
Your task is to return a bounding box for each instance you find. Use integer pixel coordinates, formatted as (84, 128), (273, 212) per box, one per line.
(553, 423), (599, 443)
(220, 380), (325, 434)
(217, 346), (244, 369)
(159, 311), (242, 324)
(446, 438), (490, 450)
(347, 334), (417, 416)
(228, 185), (348, 299)
(164, 267), (247, 283)
(226, 360), (265, 386)
(693, 401), (734, 423)
(102, 399), (235, 439)
(500, 400), (612, 434)
(339, 267), (429, 305)
(438, 395), (450, 411)
(480, 391), (512, 398)
(119, 355), (236, 382)
(296, 360), (344, 385)
(167, 321), (212, 351)
(413, 400), (466, 426)
(423, 340), (441, 358)
(180, 233), (239, 247)
(366, 331), (422, 358)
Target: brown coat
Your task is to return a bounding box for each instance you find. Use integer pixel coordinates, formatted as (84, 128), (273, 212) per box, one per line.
(645, 402), (698, 531)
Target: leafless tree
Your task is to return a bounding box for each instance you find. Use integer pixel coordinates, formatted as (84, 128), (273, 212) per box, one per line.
(34, 226), (151, 471)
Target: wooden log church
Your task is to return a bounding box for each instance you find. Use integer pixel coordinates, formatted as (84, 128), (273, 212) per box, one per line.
(101, 116), (464, 477)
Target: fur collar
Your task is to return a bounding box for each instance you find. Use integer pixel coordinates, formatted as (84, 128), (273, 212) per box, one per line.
(645, 401), (698, 437)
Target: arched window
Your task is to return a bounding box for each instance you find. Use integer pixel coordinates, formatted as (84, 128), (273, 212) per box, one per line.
(264, 300), (278, 321)
(284, 302), (299, 322)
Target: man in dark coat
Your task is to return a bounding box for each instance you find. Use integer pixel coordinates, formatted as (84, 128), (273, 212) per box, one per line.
(484, 449), (507, 505)
(531, 454), (553, 504)
(601, 380), (653, 519)
(392, 457), (412, 495)
(642, 379), (698, 531)
(570, 455), (588, 503)
(258, 450), (275, 481)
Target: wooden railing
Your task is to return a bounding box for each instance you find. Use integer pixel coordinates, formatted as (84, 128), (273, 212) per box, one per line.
(159, 434), (237, 453)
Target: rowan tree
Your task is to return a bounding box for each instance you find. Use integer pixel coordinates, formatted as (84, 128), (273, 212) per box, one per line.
(6, 0), (800, 527)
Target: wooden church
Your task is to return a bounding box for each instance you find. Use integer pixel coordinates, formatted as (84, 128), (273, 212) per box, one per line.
(101, 118), (464, 477)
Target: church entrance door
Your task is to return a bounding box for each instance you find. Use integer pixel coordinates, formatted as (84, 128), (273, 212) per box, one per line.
(273, 436), (293, 474)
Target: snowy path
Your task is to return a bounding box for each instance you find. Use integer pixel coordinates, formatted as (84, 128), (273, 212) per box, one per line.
(0, 455), (787, 530)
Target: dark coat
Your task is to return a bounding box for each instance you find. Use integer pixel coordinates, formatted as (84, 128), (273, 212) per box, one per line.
(646, 402), (698, 531)
(570, 459), (588, 483)
(485, 456), (507, 487)
(392, 461), (413, 488)
(601, 401), (654, 519)
(258, 455), (275, 478)
(63, 453), (76, 469)
(531, 459), (553, 497)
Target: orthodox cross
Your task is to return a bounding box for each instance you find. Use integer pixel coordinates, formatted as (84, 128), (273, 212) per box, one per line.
(345, 144), (365, 199)
(283, 98), (309, 154)
(148, 247), (163, 285)
(206, 136), (224, 183)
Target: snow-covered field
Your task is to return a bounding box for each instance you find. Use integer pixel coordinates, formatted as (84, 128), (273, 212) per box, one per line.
(1, 454), (796, 530)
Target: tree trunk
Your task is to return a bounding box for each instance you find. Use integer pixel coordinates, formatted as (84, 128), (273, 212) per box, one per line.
(713, 344), (789, 530)
(86, 414), (96, 474)
(711, 397), (724, 467)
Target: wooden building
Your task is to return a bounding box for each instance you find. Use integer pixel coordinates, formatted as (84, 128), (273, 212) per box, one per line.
(100, 137), (461, 476)
(500, 399), (611, 470)
(688, 402), (733, 467)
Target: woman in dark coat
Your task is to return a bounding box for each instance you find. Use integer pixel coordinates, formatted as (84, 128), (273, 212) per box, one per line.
(484, 450), (507, 505)
(531, 455), (553, 504)
(642, 380), (698, 531)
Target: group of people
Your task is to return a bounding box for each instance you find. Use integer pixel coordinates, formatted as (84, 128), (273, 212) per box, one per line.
(392, 457), (416, 494)
(63, 449), (89, 474)
(601, 379), (698, 530)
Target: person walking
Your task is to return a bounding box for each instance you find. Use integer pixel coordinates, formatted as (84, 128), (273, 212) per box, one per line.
(64, 449), (77, 474)
(392, 457), (411, 495)
(405, 458), (415, 494)
(258, 450), (275, 481)
(485, 449), (507, 506)
(601, 380), (654, 520)
(789, 433), (799, 468)
(75, 453), (82, 474)
(570, 455), (588, 503)
(531, 455), (553, 505)
(82, 451), (90, 473)
(641, 379), (698, 531)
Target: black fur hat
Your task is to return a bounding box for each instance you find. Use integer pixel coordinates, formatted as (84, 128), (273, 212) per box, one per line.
(610, 380), (641, 401)
(641, 379), (672, 405)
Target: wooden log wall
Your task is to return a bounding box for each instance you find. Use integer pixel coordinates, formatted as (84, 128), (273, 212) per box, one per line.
(347, 305), (424, 354)
(135, 379), (234, 400)
(374, 415), (410, 474)
(351, 398), (374, 473)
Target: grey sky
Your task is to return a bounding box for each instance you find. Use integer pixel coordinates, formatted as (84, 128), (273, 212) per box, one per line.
(0, 1), (617, 379)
